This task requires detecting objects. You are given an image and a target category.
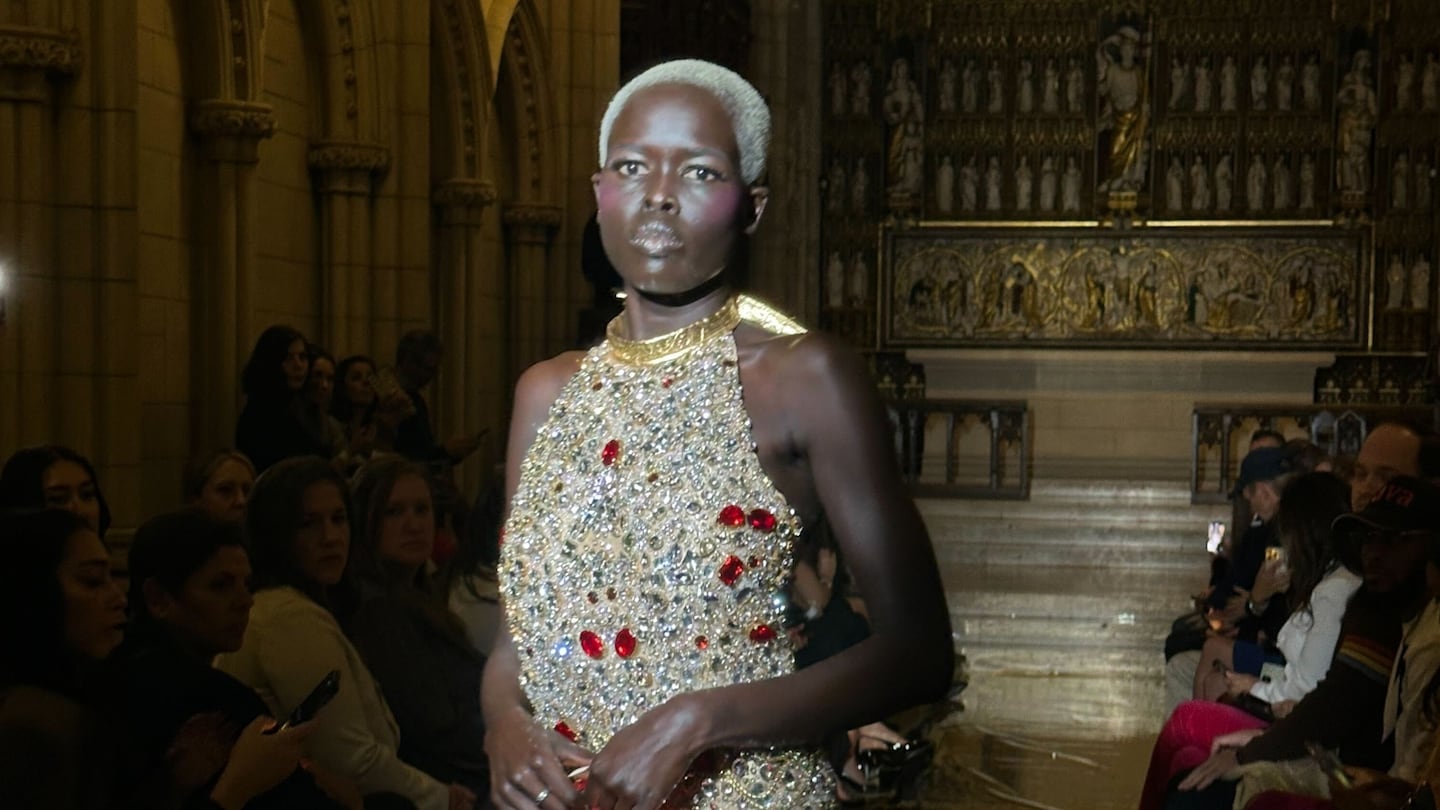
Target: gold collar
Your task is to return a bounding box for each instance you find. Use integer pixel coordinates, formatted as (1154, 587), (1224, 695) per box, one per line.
(606, 296), (743, 366)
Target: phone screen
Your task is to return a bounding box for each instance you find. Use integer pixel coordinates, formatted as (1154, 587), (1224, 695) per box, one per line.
(1207, 520), (1225, 554)
(279, 669), (341, 731)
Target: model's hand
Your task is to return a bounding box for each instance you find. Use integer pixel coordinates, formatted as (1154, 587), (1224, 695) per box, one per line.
(486, 706), (592, 810)
(586, 695), (707, 810)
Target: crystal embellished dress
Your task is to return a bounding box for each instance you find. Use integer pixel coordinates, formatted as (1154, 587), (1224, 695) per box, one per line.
(500, 296), (838, 809)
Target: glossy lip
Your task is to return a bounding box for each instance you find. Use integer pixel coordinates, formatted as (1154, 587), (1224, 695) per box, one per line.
(630, 220), (683, 257)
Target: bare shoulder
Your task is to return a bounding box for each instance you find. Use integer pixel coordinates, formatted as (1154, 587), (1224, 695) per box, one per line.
(740, 325), (871, 394)
(514, 350), (587, 415)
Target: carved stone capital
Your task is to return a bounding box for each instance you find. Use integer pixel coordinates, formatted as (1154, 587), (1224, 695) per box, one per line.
(433, 179), (498, 209)
(0, 25), (81, 76)
(502, 201), (563, 243)
(307, 140), (391, 173)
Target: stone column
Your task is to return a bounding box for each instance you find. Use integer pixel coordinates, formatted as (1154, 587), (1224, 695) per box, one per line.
(0, 25), (81, 451)
(308, 140), (391, 356)
(187, 99), (276, 452)
(502, 201), (563, 382)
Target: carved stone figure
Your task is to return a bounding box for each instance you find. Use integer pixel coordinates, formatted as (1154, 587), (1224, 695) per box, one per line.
(851, 156), (869, 212)
(1275, 55), (1295, 112)
(1272, 154), (1292, 210)
(1194, 56), (1213, 112)
(938, 59), (958, 115)
(1387, 254), (1407, 310)
(826, 157), (846, 212)
(1039, 155), (1058, 211)
(961, 58), (980, 114)
(936, 155), (955, 214)
(1062, 155), (1082, 212)
(1066, 56), (1085, 113)
(1424, 52), (1440, 112)
(1215, 154), (1234, 210)
(1190, 154), (1210, 211)
(1247, 154), (1267, 211)
(1251, 56), (1269, 111)
(850, 60), (872, 116)
(848, 251), (870, 306)
(1017, 59), (1035, 113)
(1015, 155), (1034, 211)
(1393, 152), (1410, 210)
(1397, 53), (1415, 112)
(1166, 155), (1184, 212)
(1417, 153), (1432, 209)
(1096, 26), (1149, 192)
(1412, 253), (1432, 310)
(1336, 51), (1377, 193)
(883, 58), (925, 205)
(826, 251), (846, 309)
(1301, 54), (1321, 112)
(1042, 58), (1061, 114)
(984, 155), (1003, 210)
(1169, 55), (1189, 111)
(829, 62), (848, 117)
(1299, 153), (1316, 210)
(987, 59), (1004, 113)
(1220, 55), (1238, 112)
(960, 155), (979, 212)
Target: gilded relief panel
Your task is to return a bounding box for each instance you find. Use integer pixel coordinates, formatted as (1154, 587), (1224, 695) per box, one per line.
(882, 225), (1366, 348)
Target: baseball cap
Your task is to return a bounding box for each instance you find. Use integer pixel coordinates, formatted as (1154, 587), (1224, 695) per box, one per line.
(1231, 446), (1291, 497)
(1333, 476), (1440, 537)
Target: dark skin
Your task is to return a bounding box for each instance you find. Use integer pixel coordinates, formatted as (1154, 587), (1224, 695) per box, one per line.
(481, 82), (953, 810)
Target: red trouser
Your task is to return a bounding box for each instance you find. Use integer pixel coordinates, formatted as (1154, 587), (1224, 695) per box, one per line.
(1139, 700), (1269, 810)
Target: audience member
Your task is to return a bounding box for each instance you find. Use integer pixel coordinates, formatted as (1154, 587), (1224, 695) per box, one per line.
(346, 459), (487, 804)
(183, 449), (256, 523)
(235, 325), (332, 473)
(391, 330), (483, 469)
(213, 457), (448, 810)
(0, 445), (111, 537)
(1353, 422), (1432, 512)
(305, 345), (348, 458)
(334, 355), (401, 463)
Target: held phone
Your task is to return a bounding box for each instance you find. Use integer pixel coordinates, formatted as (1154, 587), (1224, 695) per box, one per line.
(1265, 545), (1291, 575)
(1207, 520), (1226, 554)
(271, 669), (341, 733)
(1305, 741), (1353, 789)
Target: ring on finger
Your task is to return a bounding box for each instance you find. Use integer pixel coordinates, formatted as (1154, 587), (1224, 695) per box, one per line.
(534, 788), (550, 804)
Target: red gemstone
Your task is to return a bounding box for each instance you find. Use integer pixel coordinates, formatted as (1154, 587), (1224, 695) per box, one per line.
(662, 376), (674, 388)
(695, 635), (710, 650)
(587, 591), (599, 604)
(573, 777), (588, 792)
(601, 439), (621, 466)
(717, 555), (746, 587)
(749, 624), (777, 643)
(554, 721), (578, 741)
(579, 630), (604, 659)
(748, 509), (777, 533)
(615, 628), (637, 658)
(717, 505), (746, 527)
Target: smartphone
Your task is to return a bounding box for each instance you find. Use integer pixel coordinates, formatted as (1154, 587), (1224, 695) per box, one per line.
(1265, 545), (1291, 575)
(1207, 521), (1226, 554)
(272, 669), (341, 732)
(1305, 741), (1353, 789)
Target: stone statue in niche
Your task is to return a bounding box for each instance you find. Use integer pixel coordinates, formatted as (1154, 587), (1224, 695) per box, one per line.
(826, 157), (846, 212)
(1275, 55), (1295, 112)
(938, 59), (958, 115)
(1169, 55), (1189, 111)
(1247, 153), (1267, 212)
(984, 155), (1003, 211)
(851, 156), (869, 212)
(883, 58), (925, 206)
(1272, 154), (1292, 210)
(1191, 154), (1210, 211)
(961, 58), (980, 114)
(1424, 52), (1440, 112)
(1165, 155), (1184, 211)
(936, 155), (955, 214)
(1335, 51), (1377, 193)
(1096, 26), (1149, 192)
(960, 155), (979, 212)
(1396, 52), (1415, 112)
(1062, 155), (1083, 212)
(1393, 152), (1410, 210)
(1039, 155), (1058, 211)
(829, 62), (848, 117)
(1017, 58), (1035, 113)
(1387, 254), (1407, 310)
(826, 251), (846, 309)
(1413, 253), (1432, 310)
(1251, 56), (1269, 111)
(1215, 154), (1234, 210)
(847, 251), (869, 306)
(1015, 155), (1034, 211)
(1220, 55), (1239, 112)
(987, 58), (1004, 113)
(1299, 153), (1316, 210)
(850, 60), (872, 115)
(1194, 56), (1213, 112)
(1066, 56), (1085, 113)
(1042, 58), (1061, 113)
(1301, 54), (1321, 112)
(1417, 153), (1432, 209)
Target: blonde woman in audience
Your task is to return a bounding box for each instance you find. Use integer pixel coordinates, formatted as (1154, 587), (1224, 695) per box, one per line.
(183, 449), (256, 523)
(215, 457), (455, 810)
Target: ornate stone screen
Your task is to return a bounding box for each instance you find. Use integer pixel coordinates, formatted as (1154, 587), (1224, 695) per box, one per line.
(881, 224), (1368, 348)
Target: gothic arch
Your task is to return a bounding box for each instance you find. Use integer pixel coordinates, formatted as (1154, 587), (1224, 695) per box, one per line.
(431, 0), (495, 180)
(495, 0), (561, 206)
(285, 0), (385, 143)
(173, 0), (266, 103)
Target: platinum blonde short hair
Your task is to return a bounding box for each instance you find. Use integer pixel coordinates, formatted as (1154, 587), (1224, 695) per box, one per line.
(598, 59), (771, 185)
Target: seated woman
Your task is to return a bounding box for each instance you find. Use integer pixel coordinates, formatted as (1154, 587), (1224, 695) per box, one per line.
(0, 444), (112, 538)
(183, 449), (256, 523)
(332, 355), (409, 472)
(345, 460), (488, 800)
(214, 457), (455, 810)
(0, 509), (305, 810)
(119, 507), (348, 809)
(304, 345), (348, 458)
(235, 325), (333, 473)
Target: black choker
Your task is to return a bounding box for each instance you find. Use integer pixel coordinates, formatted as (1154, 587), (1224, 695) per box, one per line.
(633, 272), (727, 307)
